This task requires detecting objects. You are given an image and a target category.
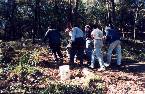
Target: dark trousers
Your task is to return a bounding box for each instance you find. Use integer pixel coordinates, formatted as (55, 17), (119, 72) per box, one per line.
(85, 39), (93, 65)
(69, 37), (85, 65)
(49, 43), (63, 61)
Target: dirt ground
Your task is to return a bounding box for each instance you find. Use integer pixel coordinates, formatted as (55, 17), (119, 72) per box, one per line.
(43, 56), (145, 94)
(0, 40), (145, 94)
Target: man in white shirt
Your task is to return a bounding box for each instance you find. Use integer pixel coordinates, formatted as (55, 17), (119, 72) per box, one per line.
(90, 24), (105, 71)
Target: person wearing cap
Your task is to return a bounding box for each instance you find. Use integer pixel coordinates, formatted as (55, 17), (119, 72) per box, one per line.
(90, 24), (105, 71)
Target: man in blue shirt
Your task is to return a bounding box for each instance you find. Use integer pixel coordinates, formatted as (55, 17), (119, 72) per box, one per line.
(68, 24), (85, 67)
(105, 24), (122, 67)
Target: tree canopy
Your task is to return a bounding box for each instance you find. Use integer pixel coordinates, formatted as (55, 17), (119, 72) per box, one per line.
(0, 0), (144, 40)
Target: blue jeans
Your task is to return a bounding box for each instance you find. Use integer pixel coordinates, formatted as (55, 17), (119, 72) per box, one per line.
(107, 40), (121, 65)
(91, 39), (104, 68)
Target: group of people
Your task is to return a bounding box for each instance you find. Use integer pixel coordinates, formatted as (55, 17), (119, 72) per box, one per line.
(44, 22), (122, 71)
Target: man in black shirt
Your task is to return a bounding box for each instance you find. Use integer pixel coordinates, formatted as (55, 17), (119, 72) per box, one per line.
(44, 24), (63, 63)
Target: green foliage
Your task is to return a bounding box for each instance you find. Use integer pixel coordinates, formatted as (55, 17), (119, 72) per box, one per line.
(0, 0), (145, 40)
(85, 1), (107, 25)
(15, 4), (34, 20)
(41, 83), (103, 94)
(20, 52), (30, 65)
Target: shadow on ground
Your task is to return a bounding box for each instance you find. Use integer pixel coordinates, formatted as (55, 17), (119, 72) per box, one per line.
(37, 60), (63, 69)
(106, 58), (145, 74)
(36, 56), (145, 75)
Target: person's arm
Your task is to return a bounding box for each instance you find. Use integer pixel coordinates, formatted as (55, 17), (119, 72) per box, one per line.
(105, 30), (109, 36)
(65, 28), (71, 32)
(105, 29), (112, 42)
(43, 30), (50, 43)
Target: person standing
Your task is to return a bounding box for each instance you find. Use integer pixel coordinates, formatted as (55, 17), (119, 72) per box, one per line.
(84, 25), (93, 66)
(105, 24), (122, 67)
(68, 24), (85, 67)
(90, 24), (105, 71)
(65, 23), (74, 61)
(44, 23), (63, 63)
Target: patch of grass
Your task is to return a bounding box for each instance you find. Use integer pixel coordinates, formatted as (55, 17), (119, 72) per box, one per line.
(11, 65), (22, 74)
(12, 64), (40, 75)
(40, 83), (103, 94)
(27, 74), (104, 94)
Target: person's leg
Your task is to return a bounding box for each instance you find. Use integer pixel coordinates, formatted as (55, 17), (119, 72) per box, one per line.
(90, 40), (98, 68)
(52, 48), (58, 62)
(50, 44), (58, 62)
(56, 46), (63, 63)
(93, 40), (104, 68)
(115, 40), (122, 65)
(76, 38), (85, 66)
(90, 50), (95, 68)
(107, 47), (113, 65)
(86, 47), (93, 65)
(77, 48), (84, 65)
(106, 41), (118, 65)
(56, 45), (63, 58)
(95, 47), (104, 68)
(69, 48), (77, 65)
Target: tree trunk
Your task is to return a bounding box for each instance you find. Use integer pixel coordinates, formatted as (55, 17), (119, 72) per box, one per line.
(54, 0), (61, 29)
(7, 0), (16, 40)
(110, 0), (116, 24)
(68, 0), (72, 23)
(134, 9), (138, 41)
(33, 0), (40, 43)
(74, 0), (79, 24)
